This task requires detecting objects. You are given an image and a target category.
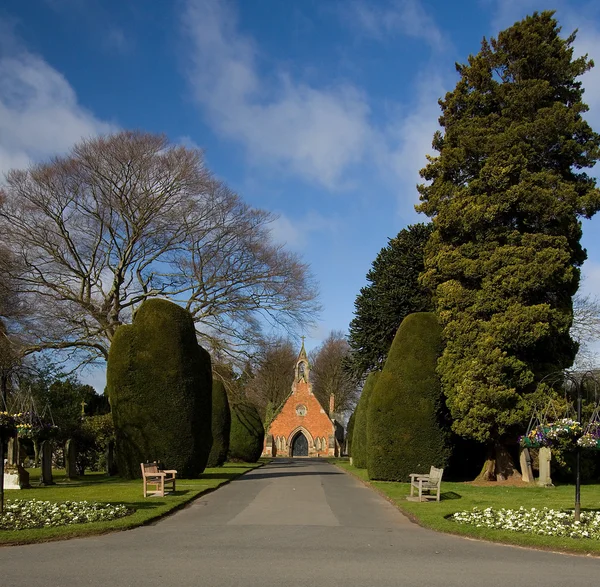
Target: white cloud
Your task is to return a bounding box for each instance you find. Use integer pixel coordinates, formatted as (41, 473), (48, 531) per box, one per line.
(269, 210), (340, 250)
(0, 48), (114, 178)
(382, 72), (446, 215)
(342, 0), (447, 51)
(182, 0), (373, 190)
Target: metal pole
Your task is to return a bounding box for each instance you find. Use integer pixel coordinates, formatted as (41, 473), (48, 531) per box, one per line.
(575, 379), (582, 522)
(0, 437), (4, 515)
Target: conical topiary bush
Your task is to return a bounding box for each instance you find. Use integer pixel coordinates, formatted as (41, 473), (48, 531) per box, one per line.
(206, 379), (231, 467)
(351, 371), (380, 469)
(107, 299), (212, 478)
(229, 402), (264, 463)
(367, 312), (450, 481)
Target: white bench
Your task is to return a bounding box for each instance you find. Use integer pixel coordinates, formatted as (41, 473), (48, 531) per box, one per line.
(409, 466), (444, 502)
(141, 462), (177, 497)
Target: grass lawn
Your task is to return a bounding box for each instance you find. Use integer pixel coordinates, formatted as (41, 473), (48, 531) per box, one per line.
(0, 461), (262, 546)
(332, 459), (600, 555)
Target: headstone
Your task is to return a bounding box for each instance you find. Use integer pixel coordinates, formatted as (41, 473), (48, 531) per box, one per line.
(105, 440), (117, 476)
(3, 465), (30, 490)
(65, 439), (78, 480)
(7, 437), (20, 466)
(520, 448), (535, 483)
(537, 447), (553, 487)
(39, 440), (55, 486)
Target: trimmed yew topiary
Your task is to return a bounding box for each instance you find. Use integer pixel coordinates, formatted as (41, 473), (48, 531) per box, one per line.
(229, 402), (264, 463)
(346, 410), (356, 457)
(107, 299), (212, 479)
(351, 371), (380, 469)
(367, 312), (450, 481)
(206, 379), (231, 467)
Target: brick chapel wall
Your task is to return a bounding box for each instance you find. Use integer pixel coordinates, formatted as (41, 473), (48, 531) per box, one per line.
(264, 379), (337, 457)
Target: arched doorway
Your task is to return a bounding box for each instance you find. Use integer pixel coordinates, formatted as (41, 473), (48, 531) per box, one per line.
(291, 432), (308, 457)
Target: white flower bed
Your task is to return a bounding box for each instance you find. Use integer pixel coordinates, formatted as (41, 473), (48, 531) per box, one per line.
(452, 506), (600, 539)
(0, 499), (132, 531)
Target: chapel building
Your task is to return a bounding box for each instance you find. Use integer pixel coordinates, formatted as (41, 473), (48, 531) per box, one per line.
(262, 341), (343, 458)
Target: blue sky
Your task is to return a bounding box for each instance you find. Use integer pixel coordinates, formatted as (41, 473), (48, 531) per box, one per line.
(2, 0), (600, 390)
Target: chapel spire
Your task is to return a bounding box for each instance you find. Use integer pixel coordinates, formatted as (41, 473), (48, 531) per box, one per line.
(296, 336), (309, 382)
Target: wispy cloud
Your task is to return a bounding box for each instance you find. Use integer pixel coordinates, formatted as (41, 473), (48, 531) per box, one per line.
(0, 50), (114, 177)
(182, 0), (373, 190)
(269, 210), (340, 251)
(0, 49), (114, 177)
(340, 0), (448, 51)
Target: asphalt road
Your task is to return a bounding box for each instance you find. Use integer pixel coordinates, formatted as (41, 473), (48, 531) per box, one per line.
(2, 459), (600, 587)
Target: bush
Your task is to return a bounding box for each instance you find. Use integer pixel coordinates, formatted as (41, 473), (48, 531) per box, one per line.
(77, 413), (115, 473)
(367, 312), (450, 481)
(229, 402), (264, 463)
(346, 411), (356, 456)
(107, 299), (212, 478)
(351, 372), (380, 468)
(206, 379), (231, 467)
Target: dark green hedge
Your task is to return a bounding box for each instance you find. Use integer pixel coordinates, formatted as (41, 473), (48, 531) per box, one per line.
(367, 312), (450, 481)
(346, 411), (356, 456)
(351, 371), (380, 469)
(107, 299), (212, 479)
(206, 379), (231, 467)
(229, 402), (264, 463)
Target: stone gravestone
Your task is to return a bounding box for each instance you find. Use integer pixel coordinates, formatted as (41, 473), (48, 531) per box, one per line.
(7, 437), (20, 466)
(105, 440), (117, 476)
(65, 439), (78, 480)
(520, 448), (535, 483)
(537, 447), (553, 487)
(39, 440), (55, 486)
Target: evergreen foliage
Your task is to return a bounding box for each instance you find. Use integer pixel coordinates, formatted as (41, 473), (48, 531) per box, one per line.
(416, 12), (600, 469)
(229, 402), (265, 462)
(351, 371), (380, 469)
(348, 224), (433, 376)
(346, 410), (356, 456)
(107, 299), (213, 479)
(367, 313), (450, 481)
(206, 379), (231, 467)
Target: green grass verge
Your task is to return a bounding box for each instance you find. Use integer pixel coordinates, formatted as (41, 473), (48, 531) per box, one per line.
(0, 462), (262, 546)
(333, 459), (600, 555)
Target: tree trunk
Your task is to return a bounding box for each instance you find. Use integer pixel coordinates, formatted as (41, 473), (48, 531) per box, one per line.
(475, 442), (518, 482)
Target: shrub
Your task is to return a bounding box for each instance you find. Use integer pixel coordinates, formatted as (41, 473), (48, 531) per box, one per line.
(367, 312), (450, 481)
(107, 299), (212, 478)
(206, 379), (231, 467)
(346, 410), (356, 456)
(229, 402), (264, 463)
(351, 372), (380, 468)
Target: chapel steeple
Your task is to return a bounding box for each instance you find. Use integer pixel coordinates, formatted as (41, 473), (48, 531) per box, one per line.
(296, 336), (309, 382)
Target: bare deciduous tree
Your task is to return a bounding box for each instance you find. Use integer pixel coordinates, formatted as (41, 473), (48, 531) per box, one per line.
(309, 330), (359, 417)
(572, 293), (600, 369)
(243, 336), (297, 418)
(0, 131), (319, 365)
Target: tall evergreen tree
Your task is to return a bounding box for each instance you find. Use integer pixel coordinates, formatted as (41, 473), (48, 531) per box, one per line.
(416, 12), (600, 480)
(348, 223), (434, 376)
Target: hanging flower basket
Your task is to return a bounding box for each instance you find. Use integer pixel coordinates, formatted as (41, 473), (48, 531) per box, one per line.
(519, 426), (549, 448)
(0, 412), (17, 442)
(577, 433), (600, 450)
(16, 423), (35, 439)
(545, 418), (582, 440)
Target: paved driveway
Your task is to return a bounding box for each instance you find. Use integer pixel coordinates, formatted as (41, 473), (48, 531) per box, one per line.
(1, 459), (600, 586)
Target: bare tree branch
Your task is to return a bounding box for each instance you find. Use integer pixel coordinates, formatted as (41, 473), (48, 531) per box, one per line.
(0, 131), (320, 365)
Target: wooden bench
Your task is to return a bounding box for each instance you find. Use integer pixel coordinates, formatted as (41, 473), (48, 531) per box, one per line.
(141, 462), (177, 497)
(408, 466), (444, 502)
